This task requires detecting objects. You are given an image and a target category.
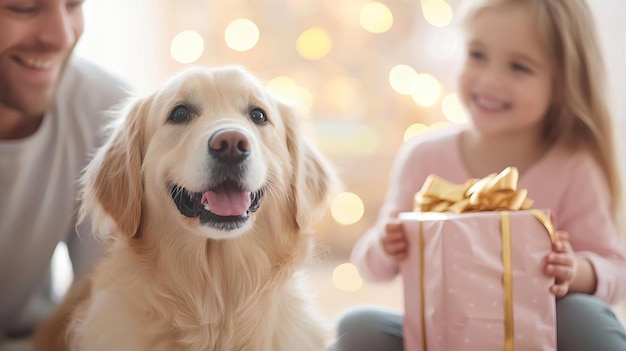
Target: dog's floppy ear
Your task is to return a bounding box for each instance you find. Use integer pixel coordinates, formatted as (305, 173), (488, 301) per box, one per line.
(80, 98), (148, 238)
(283, 103), (341, 232)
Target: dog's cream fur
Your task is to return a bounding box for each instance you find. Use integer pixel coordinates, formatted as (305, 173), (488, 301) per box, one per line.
(33, 66), (338, 351)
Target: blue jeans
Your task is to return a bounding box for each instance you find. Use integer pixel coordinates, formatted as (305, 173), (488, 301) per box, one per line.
(333, 294), (626, 351)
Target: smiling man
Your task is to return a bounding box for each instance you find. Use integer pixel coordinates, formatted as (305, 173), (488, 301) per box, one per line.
(0, 0), (130, 345)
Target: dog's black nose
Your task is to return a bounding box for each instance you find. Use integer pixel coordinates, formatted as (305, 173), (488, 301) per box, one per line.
(208, 128), (250, 163)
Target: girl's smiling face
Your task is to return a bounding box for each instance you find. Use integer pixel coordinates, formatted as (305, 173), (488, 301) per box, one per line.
(459, 4), (554, 138)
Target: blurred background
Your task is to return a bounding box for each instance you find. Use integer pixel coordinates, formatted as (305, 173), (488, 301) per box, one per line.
(52, 0), (626, 325)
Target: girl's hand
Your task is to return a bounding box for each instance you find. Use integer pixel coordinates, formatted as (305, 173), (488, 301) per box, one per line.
(544, 231), (577, 297)
(380, 218), (408, 262)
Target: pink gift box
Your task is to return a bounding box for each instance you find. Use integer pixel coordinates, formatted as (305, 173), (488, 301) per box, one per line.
(399, 210), (556, 351)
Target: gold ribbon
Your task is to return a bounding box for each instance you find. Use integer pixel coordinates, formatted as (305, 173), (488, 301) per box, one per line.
(419, 221), (427, 351)
(414, 167), (534, 213)
(501, 212), (514, 351)
(415, 168), (556, 351)
(501, 210), (555, 351)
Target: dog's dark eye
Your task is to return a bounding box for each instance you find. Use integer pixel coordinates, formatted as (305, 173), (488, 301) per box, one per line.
(169, 105), (191, 123)
(249, 108), (267, 125)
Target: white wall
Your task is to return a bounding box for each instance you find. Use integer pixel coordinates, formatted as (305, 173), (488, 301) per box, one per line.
(75, 0), (161, 94)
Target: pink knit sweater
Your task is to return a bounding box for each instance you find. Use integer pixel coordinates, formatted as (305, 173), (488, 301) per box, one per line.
(351, 126), (626, 305)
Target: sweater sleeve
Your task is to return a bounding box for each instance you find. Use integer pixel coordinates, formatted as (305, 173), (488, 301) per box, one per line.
(557, 153), (626, 304)
(351, 136), (434, 282)
(64, 58), (132, 281)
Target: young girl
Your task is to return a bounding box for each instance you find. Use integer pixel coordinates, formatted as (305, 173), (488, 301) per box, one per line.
(333, 0), (626, 350)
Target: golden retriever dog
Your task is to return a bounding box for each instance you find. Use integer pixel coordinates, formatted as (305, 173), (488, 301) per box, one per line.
(33, 66), (338, 351)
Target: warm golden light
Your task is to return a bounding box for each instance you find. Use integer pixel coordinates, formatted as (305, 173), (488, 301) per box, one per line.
(284, 86), (314, 115)
(296, 27), (332, 60)
(423, 28), (461, 60)
(421, 0), (454, 28)
(404, 123), (430, 142)
(314, 122), (380, 156)
(331, 192), (365, 225)
(332, 263), (363, 292)
(225, 19), (260, 52)
(347, 126), (379, 154)
(389, 64), (418, 95)
(324, 76), (360, 113)
(430, 121), (452, 130)
(266, 76), (313, 115)
(170, 30), (204, 64)
(359, 2), (394, 34)
(442, 93), (468, 124)
(411, 73), (443, 107)
(267, 76), (298, 93)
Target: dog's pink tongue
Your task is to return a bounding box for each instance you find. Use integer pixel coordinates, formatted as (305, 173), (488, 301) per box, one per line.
(202, 189), (251, 216)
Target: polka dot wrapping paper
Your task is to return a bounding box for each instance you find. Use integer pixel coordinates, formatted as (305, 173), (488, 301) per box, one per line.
(399, 210), (556, 351)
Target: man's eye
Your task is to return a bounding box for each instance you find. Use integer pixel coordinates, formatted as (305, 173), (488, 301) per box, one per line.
(469, 50), (485, 61)
(8, 6), (37, 14)
(512, 63), (531, 73)
(66, 1), (84, 10)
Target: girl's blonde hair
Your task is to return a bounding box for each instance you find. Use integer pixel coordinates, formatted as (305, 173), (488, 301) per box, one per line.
(461, 0), (622, 219)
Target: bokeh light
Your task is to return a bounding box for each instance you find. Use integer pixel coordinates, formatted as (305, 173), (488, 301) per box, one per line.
(359, 2), (394, 34)
(331, 192), (365, 225)
(332, 263), (363, 292)
(296, 27), (333, 60)
(267, 76), (299, 93)
(312, 122), (380, 156)
(442, 93), (468, 124)
(404, 123), (430, 142)
(421, 0), (454, 27)
(324, 76), (361, 114)
(267, 76), (313, 116)
(389, 64), (419, 95)
(423, 28), (461, 60)
(51, 242), (73, 301)
(282, 86), (314, 115)
(411, 73), (443, 107)
(430, 121), (452, 130)
(170, 30), (204, 64)
(225, 19), (260, 52)
(347, 125), (379, 154)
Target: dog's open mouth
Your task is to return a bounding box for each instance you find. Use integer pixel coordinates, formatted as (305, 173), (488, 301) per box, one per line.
(170, 180), (264, 231)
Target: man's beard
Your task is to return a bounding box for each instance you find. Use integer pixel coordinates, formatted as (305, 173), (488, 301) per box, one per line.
(0, 48), (75, 120)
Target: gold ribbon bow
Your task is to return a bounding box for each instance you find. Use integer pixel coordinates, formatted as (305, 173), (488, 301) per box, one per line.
(414, 167), (534, 213)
